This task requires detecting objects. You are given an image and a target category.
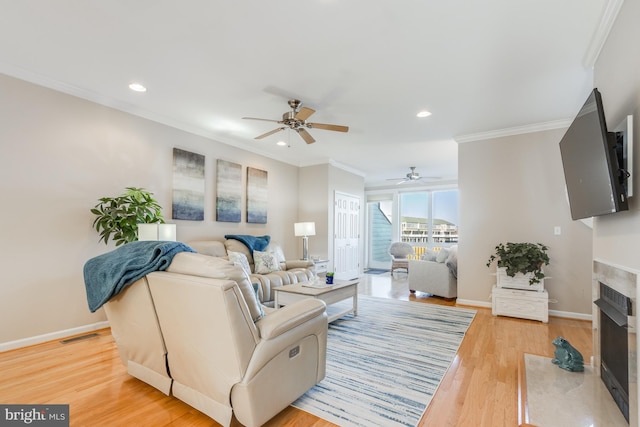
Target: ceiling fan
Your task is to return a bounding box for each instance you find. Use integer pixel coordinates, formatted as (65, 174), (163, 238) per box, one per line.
(242, 99), (349, 144)
(387, 167), (440, 185)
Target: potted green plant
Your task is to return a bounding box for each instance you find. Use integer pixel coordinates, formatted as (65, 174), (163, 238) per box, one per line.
(486, 242), (549, 288)
(91, 187), (165, 246)
(325, 272), (335, 285)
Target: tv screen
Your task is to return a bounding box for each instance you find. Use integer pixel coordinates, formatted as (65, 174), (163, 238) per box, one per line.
(559, 88), (628, 220)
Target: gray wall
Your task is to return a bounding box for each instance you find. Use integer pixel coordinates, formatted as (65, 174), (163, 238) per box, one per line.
(592, 0), (640, 269)
(458, 128), (594, 315)
(299, 163), (365, 272)
(0, 74), (303, 346)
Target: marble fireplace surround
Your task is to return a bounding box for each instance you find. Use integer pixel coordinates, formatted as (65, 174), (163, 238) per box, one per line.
(594, 259), (639, 426)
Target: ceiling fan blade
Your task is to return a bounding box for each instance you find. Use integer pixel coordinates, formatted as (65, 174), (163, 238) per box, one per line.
(297, 128), (316, 144)
(307, 122), (349, 132)
(295, 107), (315, 121)
(243, 117), (282, 123)
(255, 127), (286, 139)
(395, 179), (409, 185)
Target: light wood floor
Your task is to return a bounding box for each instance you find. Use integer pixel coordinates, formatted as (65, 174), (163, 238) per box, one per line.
(0, 273), (591, 427)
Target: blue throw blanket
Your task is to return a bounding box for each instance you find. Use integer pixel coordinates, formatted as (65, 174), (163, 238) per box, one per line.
(83, 241), (195, 312)
(224, 234), (270, 252)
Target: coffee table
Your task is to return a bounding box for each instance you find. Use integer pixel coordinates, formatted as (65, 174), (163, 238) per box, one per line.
(274, 279), (359, 323)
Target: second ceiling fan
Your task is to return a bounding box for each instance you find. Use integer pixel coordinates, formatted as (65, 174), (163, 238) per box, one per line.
(243, 99), (349, 144)
(387, 167), (441, 185)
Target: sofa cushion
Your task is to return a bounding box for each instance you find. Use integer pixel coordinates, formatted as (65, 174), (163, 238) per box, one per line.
(253, 250), (281, 274)
(445, 245), (458, 278)
(436, 248), (450, 263)
(167, 252), (264, 322)
(225, 239), (254, 267)
(228, 250), (252, 276)
(187, 240), (228, 258)
(421, 250), (438, 262)
(266, 242), (288, 270)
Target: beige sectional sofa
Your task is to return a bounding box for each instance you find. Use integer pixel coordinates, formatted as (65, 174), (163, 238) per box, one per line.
(103, 251), (328, 427)
(188, 239), (315, 307)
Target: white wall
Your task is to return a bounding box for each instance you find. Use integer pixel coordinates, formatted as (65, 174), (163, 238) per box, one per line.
(458, 128), (594, 315)
(0, 74), (301, 346)
(592, 0), (640, 269)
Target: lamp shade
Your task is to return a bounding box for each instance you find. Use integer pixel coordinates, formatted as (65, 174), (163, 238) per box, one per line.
(294, 222), (316, 237)
(137, 223), (177, 241)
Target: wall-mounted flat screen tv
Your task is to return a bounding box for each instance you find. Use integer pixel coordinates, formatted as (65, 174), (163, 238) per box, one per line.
(559, 88), (629, 220)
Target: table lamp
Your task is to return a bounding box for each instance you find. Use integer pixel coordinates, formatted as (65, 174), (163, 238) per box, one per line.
(294, 222), (316, 261)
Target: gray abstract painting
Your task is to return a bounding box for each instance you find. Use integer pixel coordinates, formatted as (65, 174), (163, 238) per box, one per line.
(172, 148), (205, 220)
(216, 159), (242, 222)
(246, 167), (267, 224)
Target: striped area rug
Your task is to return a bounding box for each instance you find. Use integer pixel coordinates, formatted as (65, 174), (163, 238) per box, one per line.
(292, 295), (476, 427)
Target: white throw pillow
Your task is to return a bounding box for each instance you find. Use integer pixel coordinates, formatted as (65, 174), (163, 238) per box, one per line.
(253, 250), (281, 274)
(228, 250), (252, 276)
(436, 248), (450, 263)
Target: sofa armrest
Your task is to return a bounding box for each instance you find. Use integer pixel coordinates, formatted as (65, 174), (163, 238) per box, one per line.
(257, 299), (327, 340)
(284, 259), (314, 270)
(408, 259), (457, 298)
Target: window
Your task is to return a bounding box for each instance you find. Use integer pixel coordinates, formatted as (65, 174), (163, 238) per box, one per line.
(400, 190), (458, 252)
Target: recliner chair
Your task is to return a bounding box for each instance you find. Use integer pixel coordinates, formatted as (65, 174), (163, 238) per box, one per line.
(103, 276), (173, 395)
(147, 269), (328, 427)
(103, 252), (328, 427)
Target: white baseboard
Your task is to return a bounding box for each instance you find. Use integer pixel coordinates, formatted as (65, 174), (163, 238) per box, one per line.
(0, 321), (110, 353)
(455, 298), (492, 308)
(455, 299), (592, 321)
(548, 309), (592, 321)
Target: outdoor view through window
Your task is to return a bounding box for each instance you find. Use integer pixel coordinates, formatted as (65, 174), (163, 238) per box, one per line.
(368, 190), (459, 267)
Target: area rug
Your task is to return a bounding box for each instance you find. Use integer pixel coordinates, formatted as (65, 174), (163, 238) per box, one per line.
(364, 268), (390, 274)
(292, 295), (476, 427)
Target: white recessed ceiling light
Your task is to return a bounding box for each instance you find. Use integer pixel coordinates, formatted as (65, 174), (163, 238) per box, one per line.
(276, 140), (287, 146)
(128, 83), (147, 92)
(417, 110), (432, 118)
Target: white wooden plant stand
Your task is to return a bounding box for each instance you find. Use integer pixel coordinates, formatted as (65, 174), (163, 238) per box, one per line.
(491, 267), (549, 323)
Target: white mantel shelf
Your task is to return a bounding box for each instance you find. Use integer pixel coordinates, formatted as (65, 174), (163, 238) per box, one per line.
(518, 353), (628, 427)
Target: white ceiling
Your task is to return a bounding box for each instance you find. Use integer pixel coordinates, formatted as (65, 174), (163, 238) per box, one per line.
(0, 0), (616, 187)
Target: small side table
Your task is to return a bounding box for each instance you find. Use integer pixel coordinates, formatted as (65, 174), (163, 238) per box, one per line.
(313, 259), (329, 276)
(492, 285), (549, 323)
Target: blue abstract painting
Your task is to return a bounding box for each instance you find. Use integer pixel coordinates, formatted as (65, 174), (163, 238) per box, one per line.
(216, 159), (242, 222)
(172, 148), (205, 221)
(246, 167), (267, 224)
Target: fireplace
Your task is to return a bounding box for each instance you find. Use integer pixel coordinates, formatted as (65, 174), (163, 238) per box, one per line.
(593, 260), (638, 426)
(596, 282), (632, 421)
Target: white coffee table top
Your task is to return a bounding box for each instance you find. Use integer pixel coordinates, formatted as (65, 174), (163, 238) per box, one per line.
(275, 278), (359, 296)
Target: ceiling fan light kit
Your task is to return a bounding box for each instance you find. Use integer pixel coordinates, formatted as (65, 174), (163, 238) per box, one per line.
(243, 99), (349, 144)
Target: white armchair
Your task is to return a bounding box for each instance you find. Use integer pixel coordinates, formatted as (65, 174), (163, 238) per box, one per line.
(408, 246), (458, 298)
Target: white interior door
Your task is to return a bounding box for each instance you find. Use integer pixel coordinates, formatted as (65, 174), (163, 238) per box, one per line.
(334, 192), (360, 280)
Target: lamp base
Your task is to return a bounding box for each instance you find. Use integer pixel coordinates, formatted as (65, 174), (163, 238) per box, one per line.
(302, 236), (309, 261)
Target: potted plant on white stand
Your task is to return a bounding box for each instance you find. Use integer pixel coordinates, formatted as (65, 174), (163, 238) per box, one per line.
(486, 242), (550, 291)
(91, 187), (166, 246)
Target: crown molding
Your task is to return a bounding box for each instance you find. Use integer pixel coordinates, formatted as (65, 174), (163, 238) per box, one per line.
(583, 0), (625, 68)
(454, 119), (572, 143)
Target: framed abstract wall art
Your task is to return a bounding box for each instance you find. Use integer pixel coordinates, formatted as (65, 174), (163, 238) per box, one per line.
(172, 148), (205, 221)
(215, 159), (242, 222)
(246, 167), (268, 224)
